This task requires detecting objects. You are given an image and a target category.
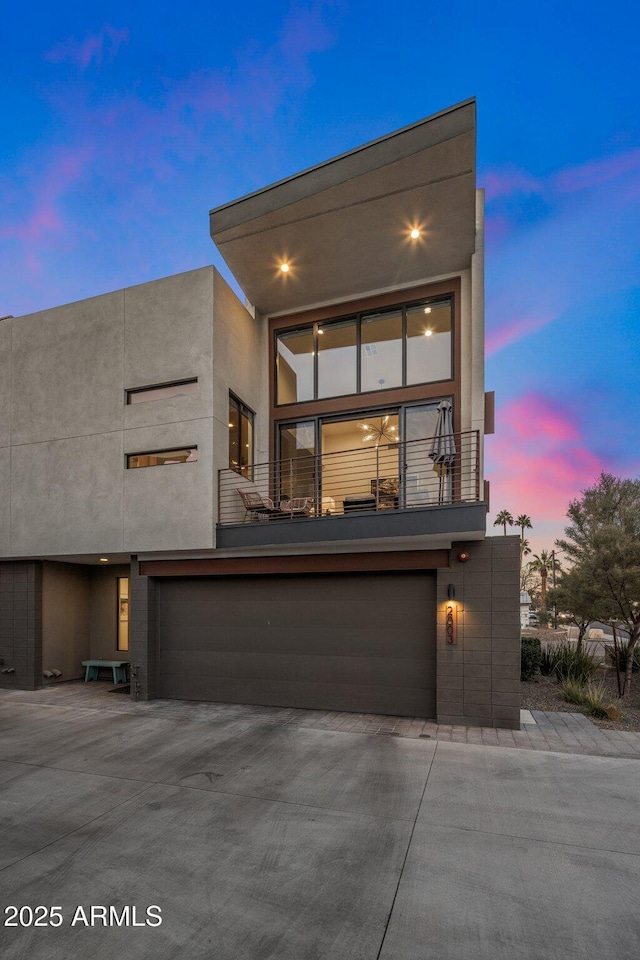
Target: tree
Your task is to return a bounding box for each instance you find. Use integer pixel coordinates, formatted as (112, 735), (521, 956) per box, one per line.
(547, 564), (610, 653)
(530, 550), (553, 610)
(493, 510), (513, 535)
(556, 473), (640, 696)
(520, 537), (531, 565)
(515, 514), (533, 540)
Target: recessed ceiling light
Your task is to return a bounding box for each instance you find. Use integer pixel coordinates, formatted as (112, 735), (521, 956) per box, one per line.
(424, 307), (432, 314)
(424, 330), (433, 337)
(410, 228), (420, 240)
(99, 557), (109, 563)
(280, 262), (290, 273)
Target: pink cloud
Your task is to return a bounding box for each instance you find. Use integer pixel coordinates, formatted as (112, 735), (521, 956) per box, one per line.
(0, 148), (93, 271)
(46, 26), (129, 69)
(485, 314), (556, 356)
(483, 167), (542, 202)
(486, 393), (604, 534)
(553, 148), (640, 195)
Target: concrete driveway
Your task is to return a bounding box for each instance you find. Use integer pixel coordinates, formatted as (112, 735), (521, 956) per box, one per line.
(1, 691), (639, 960)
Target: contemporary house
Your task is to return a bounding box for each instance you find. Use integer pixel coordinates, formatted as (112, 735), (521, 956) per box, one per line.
(0, 98), (521, 728)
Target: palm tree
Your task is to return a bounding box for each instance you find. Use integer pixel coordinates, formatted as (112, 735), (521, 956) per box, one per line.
(520, 538), (531, 564)
(530, 550), (552, 610)
(515, 514), (532, 540)
(493, 510), (513, 536)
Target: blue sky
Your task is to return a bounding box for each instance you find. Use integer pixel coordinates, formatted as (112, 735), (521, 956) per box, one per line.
(2, 0), (639, 552)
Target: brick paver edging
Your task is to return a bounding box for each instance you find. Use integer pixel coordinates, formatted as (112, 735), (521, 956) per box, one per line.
(2, 685), (640, 761)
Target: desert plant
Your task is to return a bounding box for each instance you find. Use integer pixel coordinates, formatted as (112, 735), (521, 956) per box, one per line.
(521, 635), (542, 681)
(559, 678), (618, 720)
(559, 677), (588, 705)
(540, 643), (558, 677)
(581, 681), (613, 719)
(604, 639), (640, 674)
(549, 640), (599, 683)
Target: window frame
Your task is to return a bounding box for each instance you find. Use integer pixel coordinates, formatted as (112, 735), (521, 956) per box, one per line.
(126, 378), (198, 404)
(126, 447), (198, 468)
(228, 393), (255, 478)
(116, 577), (129, 653)
(274, 294), (453, 407)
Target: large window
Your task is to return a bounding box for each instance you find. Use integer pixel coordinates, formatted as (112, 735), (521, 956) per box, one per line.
(228, 394), (254, 477)
(275, 297), (452, 404)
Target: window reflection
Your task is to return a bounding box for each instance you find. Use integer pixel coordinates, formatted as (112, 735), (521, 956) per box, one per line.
(360, 309), (402, 392)
(229, 394), (254, 477)
(406, 301), (452, 384)
(276, 328), (314, 404)
(279, 422), (316, 500)
(317, 318), (357, 398)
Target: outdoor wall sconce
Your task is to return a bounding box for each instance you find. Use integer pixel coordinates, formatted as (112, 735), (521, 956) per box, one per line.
(447, 583), (456, 600)
(446, 603), (458, 645)
(457, 550), (470, 563)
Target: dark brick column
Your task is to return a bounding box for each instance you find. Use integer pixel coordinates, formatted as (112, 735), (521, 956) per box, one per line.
(436, 536), (521, 729)
(0, 561), (43, 690)
(129, 556), (158, 701)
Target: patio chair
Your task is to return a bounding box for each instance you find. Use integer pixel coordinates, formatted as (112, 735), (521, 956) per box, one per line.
(237, 489), (282, 521)
(279, 497), (314, 518)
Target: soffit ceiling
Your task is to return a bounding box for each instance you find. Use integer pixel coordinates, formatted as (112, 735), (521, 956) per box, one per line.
(209, 100), (477, 316)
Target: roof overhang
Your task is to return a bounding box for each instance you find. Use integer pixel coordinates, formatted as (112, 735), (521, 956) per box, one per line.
(210, 99), (477, 316)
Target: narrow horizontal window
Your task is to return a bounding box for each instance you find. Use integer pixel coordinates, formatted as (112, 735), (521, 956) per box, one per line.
(126, 448), (198, 468)
(126, 379), (198, 404)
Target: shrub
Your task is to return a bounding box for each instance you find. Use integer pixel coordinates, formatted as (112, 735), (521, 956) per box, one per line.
(540, 643), (558, 677)
(604, 639), (640, 674)
(521, 636), (543, 681)
(549, 640), (599, 683)
(559, 678), (619, 720)
(559, 677), (587, 705)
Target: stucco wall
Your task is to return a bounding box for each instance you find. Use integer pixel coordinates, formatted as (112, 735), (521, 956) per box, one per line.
(1, 266), (234, 559)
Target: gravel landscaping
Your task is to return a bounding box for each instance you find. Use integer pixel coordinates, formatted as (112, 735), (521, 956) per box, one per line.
(521, 629), (640, 731)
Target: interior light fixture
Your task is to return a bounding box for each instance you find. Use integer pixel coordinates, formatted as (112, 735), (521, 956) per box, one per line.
(424, 330), (433, 337)
(280, 262), (290, 273)
(318, 329), (324, 334)
(423, 307), (432, 314)
(410, 228), (421, 240)
(99, 557), (109, 563)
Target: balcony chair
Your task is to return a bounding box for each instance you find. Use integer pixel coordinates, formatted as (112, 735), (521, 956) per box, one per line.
(279, 497), (314, 518)
(237, 489), (282, 521)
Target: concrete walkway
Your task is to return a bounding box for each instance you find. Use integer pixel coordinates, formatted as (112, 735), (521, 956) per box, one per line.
(3, 681), (640, 759)
(1, 684), (639, 959)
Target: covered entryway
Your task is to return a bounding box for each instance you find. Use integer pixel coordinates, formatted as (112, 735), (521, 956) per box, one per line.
(157, 572), (436, 717)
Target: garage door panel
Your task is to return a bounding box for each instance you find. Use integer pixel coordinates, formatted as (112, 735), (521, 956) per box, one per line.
(162, 675), (432, 718)
(158, 623), (435, 661)
(159, 650), (433, 689)
(157, 572), (436, 717)
(158, 596), (431, 635)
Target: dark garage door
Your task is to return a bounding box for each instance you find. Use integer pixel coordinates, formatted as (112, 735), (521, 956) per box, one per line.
(157, 572), (436, 718)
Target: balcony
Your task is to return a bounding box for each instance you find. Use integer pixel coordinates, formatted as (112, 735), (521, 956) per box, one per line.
(216, 430), (486, 549)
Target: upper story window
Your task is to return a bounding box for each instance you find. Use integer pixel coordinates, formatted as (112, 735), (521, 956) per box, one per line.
(275, 297), (452, 405)
(126, 379), (198, 404)
(127, 448), (198, 468)
(228, 394), (254, 477)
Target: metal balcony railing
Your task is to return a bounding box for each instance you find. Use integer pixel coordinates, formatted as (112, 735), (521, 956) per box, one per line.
(218, 429), (480, 526)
